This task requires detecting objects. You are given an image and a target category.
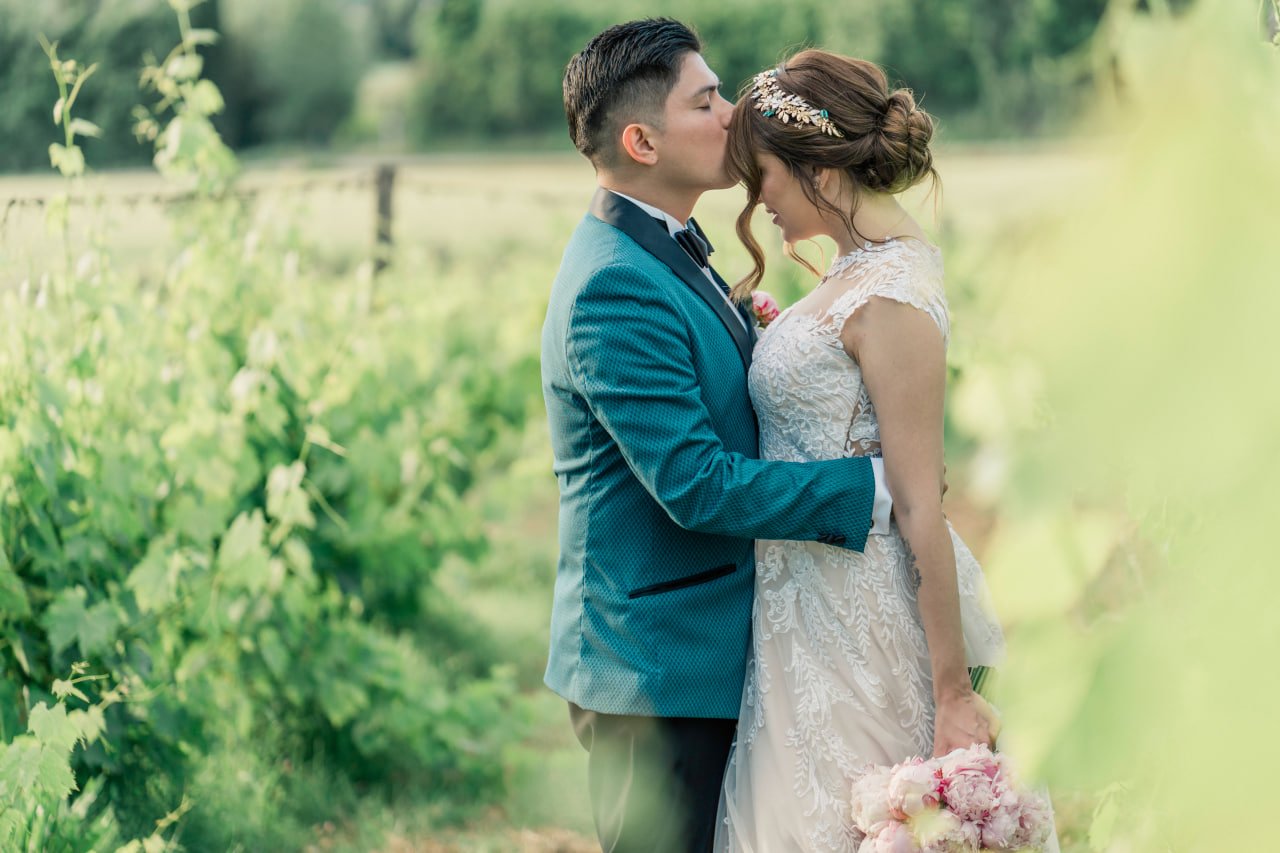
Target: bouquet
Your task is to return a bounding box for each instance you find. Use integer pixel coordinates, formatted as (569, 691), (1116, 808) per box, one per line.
(752, 290), (781, 328)
(849, 744), (1053, 852)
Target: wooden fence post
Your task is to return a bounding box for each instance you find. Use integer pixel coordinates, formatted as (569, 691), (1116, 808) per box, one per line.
(374, 163), (396, 274)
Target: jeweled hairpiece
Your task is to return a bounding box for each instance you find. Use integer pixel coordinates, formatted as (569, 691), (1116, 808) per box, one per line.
(750, 69), (845, 137)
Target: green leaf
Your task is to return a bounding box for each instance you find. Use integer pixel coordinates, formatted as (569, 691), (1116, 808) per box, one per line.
(317, 677), (368, 727)
(51, 678), (89, 704)
(78, 601), (118, 656)
(29, 702), (79, 753)
(126, 536), (183, 614)
(166, 54), (203, 82)
(69, 117), (101, 138)
(281, 536), (315, 583)
(216, 510), (271, 593)
(258, 627), (290, 679)
(41, 587), (117, 656)
(184, 28), (220, 47)
(10, 633), (31, 675)
(0, 810), (22, 846)
(68, 706), (106, 745)
(0, 740), (41, 792)
(36, 743), (77, 798)
(187, 79), (225, 117)
(42, 587), (87, 655)
(0, 548), (31, 620)
(169, 493), (229, 545)
(47, 142), (85, 177)
(266, 462), (315, 536)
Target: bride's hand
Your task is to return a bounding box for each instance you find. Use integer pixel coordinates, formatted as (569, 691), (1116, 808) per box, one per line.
(931, 688), (1001, 757)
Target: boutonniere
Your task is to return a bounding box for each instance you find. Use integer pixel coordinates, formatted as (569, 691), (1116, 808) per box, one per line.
(752, 290), (781, 329)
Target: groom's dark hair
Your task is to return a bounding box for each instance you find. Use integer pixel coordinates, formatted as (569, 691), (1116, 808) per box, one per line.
(564, 18), (701, 169)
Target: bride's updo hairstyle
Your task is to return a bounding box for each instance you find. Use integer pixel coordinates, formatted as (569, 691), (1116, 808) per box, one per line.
(727, 49), (938, 298)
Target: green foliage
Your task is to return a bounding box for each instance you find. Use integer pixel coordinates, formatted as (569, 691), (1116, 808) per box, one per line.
(0, 666), (171, 851)
(133, 0), (237, 194)
(1, 11), (537, 849)
(219, 0), (368, 146)
(945, 5), (1280, 849)
(406, 0), (1125, 146)
(0, 1), (179, 171)
(409, 0), (840, 145)
(876, 0), (1109, 137)
(0, 0), (370, 171)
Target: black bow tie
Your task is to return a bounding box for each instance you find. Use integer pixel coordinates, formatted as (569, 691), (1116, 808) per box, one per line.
(655, 216), (713, 269)
(673, 226), (711, 269)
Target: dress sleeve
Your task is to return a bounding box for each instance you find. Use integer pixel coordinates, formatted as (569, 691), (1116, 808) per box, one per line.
(824, 243), (950, 346)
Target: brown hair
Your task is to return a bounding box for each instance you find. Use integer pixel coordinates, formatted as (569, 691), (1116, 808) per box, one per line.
(564, 19), (701, 169)
(726, 49), (939, 299)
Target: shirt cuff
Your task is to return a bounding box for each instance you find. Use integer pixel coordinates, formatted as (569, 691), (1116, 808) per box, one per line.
(869, 457), (893, 536)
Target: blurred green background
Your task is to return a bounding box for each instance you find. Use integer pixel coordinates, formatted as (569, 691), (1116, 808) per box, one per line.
(0, 0), (1276, 851)
(0, 0), (1185, 170)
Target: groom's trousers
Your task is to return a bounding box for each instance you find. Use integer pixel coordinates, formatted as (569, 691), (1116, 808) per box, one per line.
(569, 703), (737, 853)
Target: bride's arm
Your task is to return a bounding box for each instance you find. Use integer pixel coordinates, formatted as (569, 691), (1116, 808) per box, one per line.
(841, 296), (998, 756)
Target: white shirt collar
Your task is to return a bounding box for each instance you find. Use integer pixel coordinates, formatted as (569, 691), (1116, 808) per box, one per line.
(608, 190), (687, 238)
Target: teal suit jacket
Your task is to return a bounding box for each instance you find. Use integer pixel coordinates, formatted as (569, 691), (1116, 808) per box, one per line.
(541, 188), (877, 718)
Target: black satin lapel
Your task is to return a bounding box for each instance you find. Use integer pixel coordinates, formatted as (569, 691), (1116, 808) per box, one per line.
(589, 189), (754, 368)
(710, 265), (758, 349)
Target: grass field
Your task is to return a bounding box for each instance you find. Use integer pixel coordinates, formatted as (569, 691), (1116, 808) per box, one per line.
(0, 145), (1096, 290)
(0, 146), (1099, 852)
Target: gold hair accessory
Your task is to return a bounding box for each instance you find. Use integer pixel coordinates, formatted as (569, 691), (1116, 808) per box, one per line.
(750, 69), (845, 137)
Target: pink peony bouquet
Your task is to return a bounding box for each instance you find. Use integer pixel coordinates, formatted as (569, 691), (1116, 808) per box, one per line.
(752, 290), (781, 328)
(849, 744), (1053, 852)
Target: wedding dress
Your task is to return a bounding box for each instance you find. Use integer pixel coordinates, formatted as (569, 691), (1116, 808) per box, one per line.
(715, 238), (1009, 851)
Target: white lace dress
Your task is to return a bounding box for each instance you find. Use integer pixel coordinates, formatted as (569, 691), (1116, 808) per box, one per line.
(716, 238), (1008, 852)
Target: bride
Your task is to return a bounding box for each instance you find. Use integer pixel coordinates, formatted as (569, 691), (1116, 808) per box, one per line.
(715, 50), (1023, 851)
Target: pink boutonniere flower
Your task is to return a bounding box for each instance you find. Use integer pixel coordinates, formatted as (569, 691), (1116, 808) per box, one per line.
(752, 290), (781, 328)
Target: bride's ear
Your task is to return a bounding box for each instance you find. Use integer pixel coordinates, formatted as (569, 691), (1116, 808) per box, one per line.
(620, 123), (659, 166)
(813, 167), (835, 195)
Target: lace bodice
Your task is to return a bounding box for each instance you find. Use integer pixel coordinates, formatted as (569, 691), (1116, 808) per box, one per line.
(748, 237), (948, 465)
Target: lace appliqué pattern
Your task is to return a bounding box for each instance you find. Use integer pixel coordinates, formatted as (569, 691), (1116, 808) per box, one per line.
(716, 239), (1006, 852)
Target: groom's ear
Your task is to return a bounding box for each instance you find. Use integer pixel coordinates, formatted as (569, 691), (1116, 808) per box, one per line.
(620, 123), (660, 167)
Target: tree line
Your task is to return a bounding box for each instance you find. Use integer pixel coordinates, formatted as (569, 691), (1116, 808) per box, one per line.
(3, 1), (1191, 170)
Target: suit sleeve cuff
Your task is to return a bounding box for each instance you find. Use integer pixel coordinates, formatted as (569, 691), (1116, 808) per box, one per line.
(869, 458), (893, 536)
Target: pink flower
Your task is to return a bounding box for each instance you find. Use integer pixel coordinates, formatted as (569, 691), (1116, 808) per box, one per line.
(980, 804), (1022, 849)
(752, 290), (781, 327)
(860, 821), (923, 853)
(888, 760), (942, 818)
(938, 771), (1002, 824)
(910, 807), (977, 852)
(849, 746), (1053, 852)
(937, 745), (1009, 825)
(850, 766), (895, 833)
(938, 743), (1002, 781)
(1011, 790), (1055, 849)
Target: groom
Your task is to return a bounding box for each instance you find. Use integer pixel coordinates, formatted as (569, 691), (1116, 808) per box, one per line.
(542, 19), (891, 851)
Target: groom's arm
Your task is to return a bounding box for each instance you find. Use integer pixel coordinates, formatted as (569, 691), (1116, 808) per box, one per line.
(567, 264), (876, 550)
